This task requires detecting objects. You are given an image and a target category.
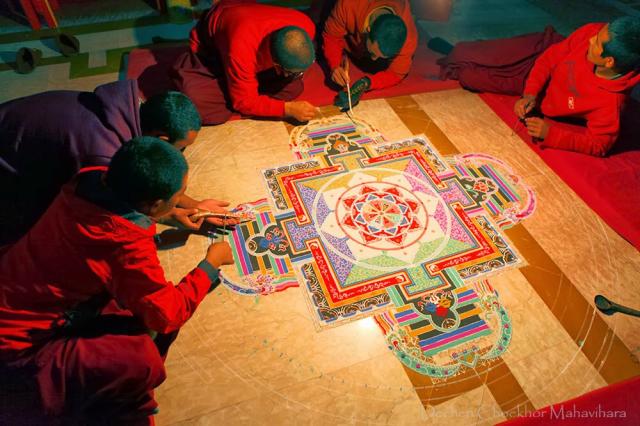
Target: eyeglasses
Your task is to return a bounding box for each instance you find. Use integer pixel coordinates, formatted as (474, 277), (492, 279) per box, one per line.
(275, 63), (304, 79)
(283, 69), (304, 79)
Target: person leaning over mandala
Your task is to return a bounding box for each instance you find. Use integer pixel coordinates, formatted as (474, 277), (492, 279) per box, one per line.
(316, 0), (418, 110)
(0, 82), (237, 245)
(0, 137), (235, 424)
(170, 0), (318, 125)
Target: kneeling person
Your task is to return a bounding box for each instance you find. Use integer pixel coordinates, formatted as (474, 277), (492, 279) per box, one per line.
(171, 0), (318, 125)
(0, 137), (234, 423)
(322, 0), (418, 109)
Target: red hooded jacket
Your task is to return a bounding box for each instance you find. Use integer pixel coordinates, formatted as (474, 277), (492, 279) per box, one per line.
(524, 23), (640, 156)
(0, 171), (218, 362)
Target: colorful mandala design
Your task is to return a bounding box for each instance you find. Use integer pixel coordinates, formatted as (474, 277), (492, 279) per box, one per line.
(246, 224), (291, 257)
(447, 153), (536, 229)
(222, 126), (534, 385)
(239, 122), (534, 378)
(218, 199), (298, 297)
(338, 184), (425, 249)
(315, 168), (450, 271)
(260, 134), (528, 334)
(376, 279), (512, 379)
(288, 116), (385, 160)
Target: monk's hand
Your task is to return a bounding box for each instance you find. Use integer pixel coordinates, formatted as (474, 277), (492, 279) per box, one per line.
(514, 94), (536, 119)
(285, 101), (318, 122)
(195, 199), (240, 226)
(525, 117), (549, 140)
(167, 207), (204, 230)
(331, 66), (349, 87)
(206, 241), (234, 268)
(334, 77), (371, 111)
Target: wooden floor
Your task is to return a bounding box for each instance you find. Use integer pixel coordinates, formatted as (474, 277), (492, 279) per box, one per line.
(155, 89), (640, 425)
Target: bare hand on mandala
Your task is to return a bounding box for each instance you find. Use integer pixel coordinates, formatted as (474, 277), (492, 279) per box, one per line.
(195, 199), (240, 226)
(285, 101), (317, 122)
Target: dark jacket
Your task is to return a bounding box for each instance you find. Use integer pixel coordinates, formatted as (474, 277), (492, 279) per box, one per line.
(0, 80), (142, 243)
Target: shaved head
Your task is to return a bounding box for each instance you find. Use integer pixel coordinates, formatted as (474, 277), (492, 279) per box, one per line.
(270, 26), (315, 71)
(370, 14), (407, 58)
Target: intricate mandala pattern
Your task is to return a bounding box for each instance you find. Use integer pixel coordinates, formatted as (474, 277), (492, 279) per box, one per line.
(219, 199), (298, 297)
(318, 169), (448, 270)
(376, 279), (512, 379)
(459, 177), (498, 204)
(447, 153), (536, 229)
(288, 116), (385, 160)
(260, 132), (527, 333)
(246, 225), (291, 257)
(338, 184), (425, 249)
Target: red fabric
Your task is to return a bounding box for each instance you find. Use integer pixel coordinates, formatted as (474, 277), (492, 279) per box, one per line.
(500, 375), (640, 425)
(0, 174), (213, 361)
(523, 23), (640, 156)
(479, 92), (640, 249)
(322, 0), (418, 89)
(0, 311), (164, 423)
(181, 0), (315, 118)
(128, 42), (458, 107)
(169, 49), (305, 125)
(18, 0), (42, 30)
(30, 331), (164, 421)
(18, 0), (58, 30)
(438, 25), (565, 95)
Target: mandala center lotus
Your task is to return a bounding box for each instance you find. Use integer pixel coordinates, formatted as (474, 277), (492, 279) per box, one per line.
(341, 186), (423, 246)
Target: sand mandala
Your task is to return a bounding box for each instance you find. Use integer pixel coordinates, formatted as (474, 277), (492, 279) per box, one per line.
(221, 118), (536, 378)
(446, 153), (536, 230)
(375, 277), (512, 379)
(217, 199), (298, 296)
(262, 135), (532, 328)
(289, 115), (386, 160)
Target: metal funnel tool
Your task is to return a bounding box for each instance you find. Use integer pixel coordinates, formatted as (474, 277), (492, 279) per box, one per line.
(594, 295), (640, 317)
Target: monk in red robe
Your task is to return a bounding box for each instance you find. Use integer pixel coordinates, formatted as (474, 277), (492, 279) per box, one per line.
(0, 137), (234, 424)
(170, 0), (318, 125)
(320, 0), (418, 109)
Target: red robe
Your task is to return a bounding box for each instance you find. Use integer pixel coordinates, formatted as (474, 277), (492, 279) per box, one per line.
(189, 0), (315, 117)
(0, 170), (218, 420)
(523, 23), (640, 156)
(437, 26), (564, 96)
(322, 0), (418, 90)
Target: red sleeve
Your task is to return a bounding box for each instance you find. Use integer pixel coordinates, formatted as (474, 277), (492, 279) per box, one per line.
(108, 238), (217, 333)
(225, 12), (315, 118)
(226, 55), (285, 117)
(542, 103), (620, 156)
(369, 70), (403, 89)
(524, 23), (603, 97)
(322, 0), (349, 71)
